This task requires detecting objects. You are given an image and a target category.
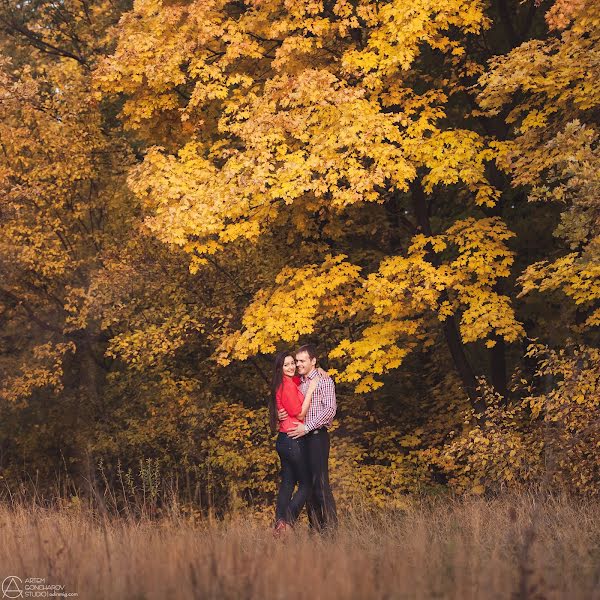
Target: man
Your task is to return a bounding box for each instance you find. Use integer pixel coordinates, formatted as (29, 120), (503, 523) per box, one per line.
(279, 344), (338, 533)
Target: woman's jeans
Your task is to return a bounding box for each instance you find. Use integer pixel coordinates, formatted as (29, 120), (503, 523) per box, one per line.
(275, 432), (311, 524)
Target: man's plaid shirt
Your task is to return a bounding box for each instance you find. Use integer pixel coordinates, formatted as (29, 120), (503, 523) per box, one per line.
(299, 369), (337, 432)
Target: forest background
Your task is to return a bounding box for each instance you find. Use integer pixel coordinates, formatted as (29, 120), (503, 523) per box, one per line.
(0, 0), (598, 515)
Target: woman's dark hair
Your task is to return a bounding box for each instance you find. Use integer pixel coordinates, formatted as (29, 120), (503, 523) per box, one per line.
(269, 351), (295, 435)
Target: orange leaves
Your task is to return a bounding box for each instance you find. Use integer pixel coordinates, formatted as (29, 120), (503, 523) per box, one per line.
(546, 0), (587, 30)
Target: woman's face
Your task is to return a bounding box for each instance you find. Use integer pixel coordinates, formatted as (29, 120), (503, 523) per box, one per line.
(282, 355), (297, 377)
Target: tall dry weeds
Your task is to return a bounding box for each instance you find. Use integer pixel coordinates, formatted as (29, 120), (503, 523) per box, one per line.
(0, 494), (597, 599)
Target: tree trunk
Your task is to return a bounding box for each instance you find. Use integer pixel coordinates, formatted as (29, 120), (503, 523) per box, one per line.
(410, 179), (482, 409)
(489, 335), (507, 399)
(68, 331), (104, 491)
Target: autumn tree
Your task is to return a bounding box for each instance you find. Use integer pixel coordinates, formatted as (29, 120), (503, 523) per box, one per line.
(0, 0), (150, 483)
(0, 0), (597, 505)
(95, 0), (560, 406)
(0, 0), (275, 493)
(479, 0), (599, 334)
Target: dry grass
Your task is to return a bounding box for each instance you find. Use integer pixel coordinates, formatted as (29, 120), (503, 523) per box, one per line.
(0, 494), (598, 599)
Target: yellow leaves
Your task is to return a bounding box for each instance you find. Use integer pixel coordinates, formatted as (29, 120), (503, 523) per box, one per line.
(200, 401), (280, 499)
(96, 0), (500, 233)
(513, 342), (600, 495)
(341, 0), (490, 79)
(448, 217), (516, 276)
(438, 300), (455, 321)
(430, 237), (448, 253)
(399, 433), (422, 448)
(478, 2), (600, 154)
(586, 307), (600, 326)
(409, 233), (447, 254)
(517, 247), (600, 329)
(404, 128), (500, 207)
(129, 142), (272, 255)
(121, 93), (180, 130)
(0, 342), (76, 404)
(329, 322), (414, 392)
(125, 63), (425, 262)
(520, 108), (553, 132)
(314, 216), (523, 390)
(106, 309), (204, 371)
(272, 36), (318, 71)
(218, 255), (361, 364)
(89, 0), (593, 428)
(459, 289), (524, 345)
(356, 375), (384, 394)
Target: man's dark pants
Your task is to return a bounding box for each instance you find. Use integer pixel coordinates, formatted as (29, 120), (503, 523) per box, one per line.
(305, 428), (338, 532)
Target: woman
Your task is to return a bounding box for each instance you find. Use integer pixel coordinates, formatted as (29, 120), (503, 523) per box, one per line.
(268, 351), (321, 536)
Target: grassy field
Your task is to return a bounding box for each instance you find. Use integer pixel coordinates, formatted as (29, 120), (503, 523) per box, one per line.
(0, 494), (598, 599)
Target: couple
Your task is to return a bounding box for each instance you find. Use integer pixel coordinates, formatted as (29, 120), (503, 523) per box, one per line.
(268, 344), (338, 535)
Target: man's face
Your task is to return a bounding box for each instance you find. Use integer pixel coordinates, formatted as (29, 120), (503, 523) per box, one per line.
(295, 350), (316, 375)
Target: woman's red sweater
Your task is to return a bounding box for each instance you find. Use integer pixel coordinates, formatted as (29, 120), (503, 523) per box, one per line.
(276, 375), (304, 433)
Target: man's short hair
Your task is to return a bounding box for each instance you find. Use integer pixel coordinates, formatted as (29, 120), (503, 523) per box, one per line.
(296, 344), (318, 361)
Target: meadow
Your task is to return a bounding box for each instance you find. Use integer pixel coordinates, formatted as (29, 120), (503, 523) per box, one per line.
(0, 493), (598, 600)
